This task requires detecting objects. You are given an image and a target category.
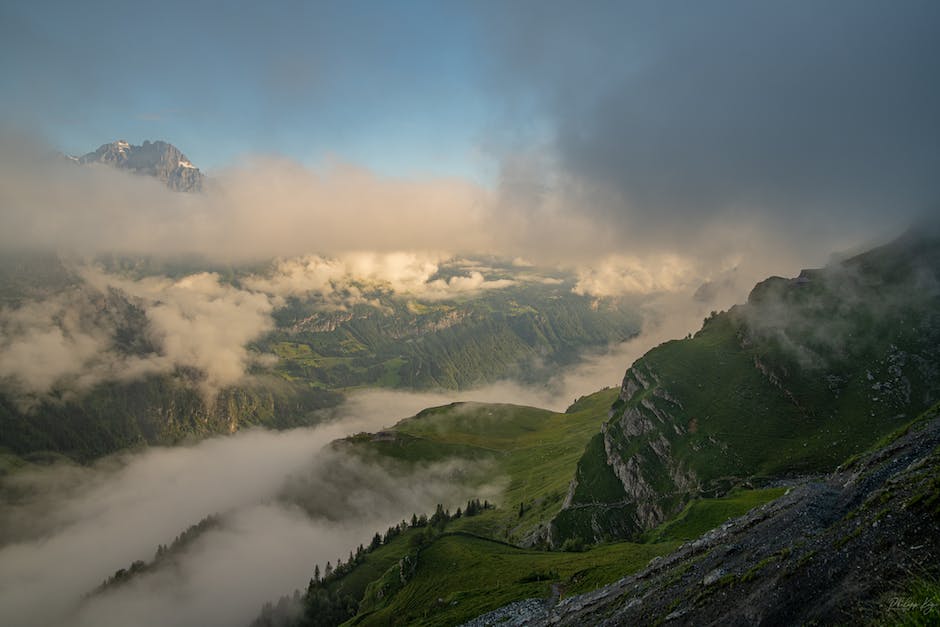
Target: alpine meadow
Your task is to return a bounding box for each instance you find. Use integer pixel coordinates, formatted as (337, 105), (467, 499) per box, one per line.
(1, 2), (939, 626)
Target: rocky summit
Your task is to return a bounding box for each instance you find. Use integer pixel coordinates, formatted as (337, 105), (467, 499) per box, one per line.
(77, 139), (204, 192)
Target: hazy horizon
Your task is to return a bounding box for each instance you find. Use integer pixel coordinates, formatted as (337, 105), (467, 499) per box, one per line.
(2, 1), (939, 625)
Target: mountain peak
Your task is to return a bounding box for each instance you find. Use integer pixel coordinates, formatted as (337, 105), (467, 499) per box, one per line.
(77, 139), (204, 192)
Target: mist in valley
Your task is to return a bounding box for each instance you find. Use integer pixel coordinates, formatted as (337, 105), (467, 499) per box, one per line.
(0, 275), (745, 627)
(0, 401), (498, 627)
(1, 2), (938, 625)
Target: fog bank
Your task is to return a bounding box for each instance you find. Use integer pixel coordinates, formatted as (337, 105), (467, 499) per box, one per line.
(0, 400), (501, 627)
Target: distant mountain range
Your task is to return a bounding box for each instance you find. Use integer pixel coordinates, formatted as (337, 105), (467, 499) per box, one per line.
(0, 253), (641, 462)
(73, 139), (204, 192)
(242, 231), (940, 627)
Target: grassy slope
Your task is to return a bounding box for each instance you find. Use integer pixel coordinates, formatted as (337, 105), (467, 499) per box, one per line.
(324, 539), (415, 609)
(257, 235), (940, 624)
(343, 403), (935, 627)
(633, 314), (835, 480)
(346, 388), (620, 543)
(350, 489), (784, 625)
(351, 532), (676, 627)
(340, 487), (785, 626)
(641, 487), (787, 543)
(560, 234), (940, 541)
(273, 392), (787, 626)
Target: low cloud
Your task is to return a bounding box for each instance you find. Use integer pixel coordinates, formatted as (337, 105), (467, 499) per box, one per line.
(0, 132), (858, 296)
(0, 246), (749, 407)
(572, 254), (699, 297)
(0, 135), (493, 263)
(0, 254), (537, 403)
(0, 291), (117, 396)
(0, 268), (274, 402)
(426, 271), (515, 296)
(0, 292), (715, 626)
(742, 247), (940, 372)
(0, 287), (167, 402)
(0, 404), (498, 627)
(242, 252), (517, 304)
(0, 275), (749, 627)
(83, 269), (275, 397)
(481, 2), (939, 262)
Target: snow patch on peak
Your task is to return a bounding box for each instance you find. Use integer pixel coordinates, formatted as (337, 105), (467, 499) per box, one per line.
(77, 138), (204, 191)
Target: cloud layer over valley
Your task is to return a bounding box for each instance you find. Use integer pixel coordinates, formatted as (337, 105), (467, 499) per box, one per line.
(0, 405), (501, 627)
(2, 4), (938, 626)
(2, 126), (917, 301)
(0, 269), (276, 401)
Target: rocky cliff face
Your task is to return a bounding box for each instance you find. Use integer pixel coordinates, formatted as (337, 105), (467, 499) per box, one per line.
(78, 139), (204, 192)
(477, 403), (940, 626)
(551, 232), (940, 545)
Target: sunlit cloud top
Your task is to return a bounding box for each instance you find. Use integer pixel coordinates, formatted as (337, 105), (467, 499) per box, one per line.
(1, 0), (938, 279)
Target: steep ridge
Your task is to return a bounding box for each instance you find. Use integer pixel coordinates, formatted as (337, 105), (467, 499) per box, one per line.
(247, 394), (784, 627)
(242, 233), (940, 626)
(554, 232), (940, 543)
(336, 389), (622, 547)
(490, 402), (940, 625)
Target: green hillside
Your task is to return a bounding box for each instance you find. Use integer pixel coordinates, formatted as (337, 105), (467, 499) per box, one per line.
(556, 232), (940, 542)
(355, 487), (786, 626)
(351, 532), (674, 627)
(261, 282), (641, 391)
(244, 232), (940, 627)
(339, 388), (619, 545)
(251, 391), (785, 627)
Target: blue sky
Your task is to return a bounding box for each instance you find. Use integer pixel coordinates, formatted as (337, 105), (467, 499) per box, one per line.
(2, 0), (938, 251)
(0, 1), (506, 178)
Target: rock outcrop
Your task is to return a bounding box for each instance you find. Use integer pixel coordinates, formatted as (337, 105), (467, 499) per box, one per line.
(78, 139), (204, 191)
(551, 233), (940, 545)
(472, 404), (940, 625)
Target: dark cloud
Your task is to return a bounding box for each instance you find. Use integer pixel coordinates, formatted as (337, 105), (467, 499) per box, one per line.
(483, 1), (940, 254)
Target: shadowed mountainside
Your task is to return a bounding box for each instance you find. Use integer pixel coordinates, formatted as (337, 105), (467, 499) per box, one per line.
(553, 232), (940, 544)
(477, 402), (940, 625)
